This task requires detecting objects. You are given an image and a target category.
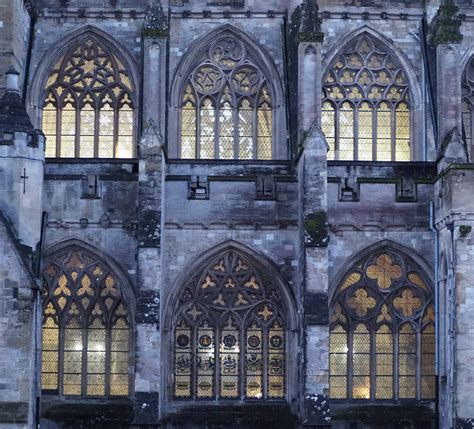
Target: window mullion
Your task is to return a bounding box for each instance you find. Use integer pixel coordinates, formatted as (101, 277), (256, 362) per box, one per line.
(372, 104), (378, 161)
(348, 327), (353, 400)
(56, 107), (62, 158)
(252, 103), (258, 160)
(94, 107), (100, 158)
(82, 325), (87, 396)
(354, 104), (359, 161)
(105, 325), (112, 397)
(215, 101), (220, 160)
(391, 105), (396, 161)
(196, 101), (202, 159)
(59, 321), (65, 397)
(75, 103), (80, 158)
(335, 104), (340, 161)
(113, 105), (119, 158)
(233, 99), (239, 160)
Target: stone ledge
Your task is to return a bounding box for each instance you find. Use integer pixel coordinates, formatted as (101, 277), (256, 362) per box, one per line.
(162, 404), (297, 429)
(41, 397), (133, 423)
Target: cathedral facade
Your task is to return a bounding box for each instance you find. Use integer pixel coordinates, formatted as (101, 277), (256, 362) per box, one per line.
(0, 0), (473, 427)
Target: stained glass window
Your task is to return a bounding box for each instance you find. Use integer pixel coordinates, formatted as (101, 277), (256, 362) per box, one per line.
(329, 249), (435, 401)
(172, 250), (287, 401)
(42, 36), (135, 158)
(179, 34), (273, 160)
(41, 247), (131, 397)
(322, 34), (412, 161)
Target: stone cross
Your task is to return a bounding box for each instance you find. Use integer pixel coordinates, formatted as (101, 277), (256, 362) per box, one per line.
(20, 168), (28, 194)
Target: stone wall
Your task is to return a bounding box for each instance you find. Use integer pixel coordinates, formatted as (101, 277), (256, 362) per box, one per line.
(0, 216), (36, 428)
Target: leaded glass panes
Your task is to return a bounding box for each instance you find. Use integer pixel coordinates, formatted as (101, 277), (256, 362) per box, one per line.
(462, 57), (474, 157)
(41, 248), (132, 397)
(179, 33), (273, 160)
(329, 249), (435, 401)
(329, 325), (348, 399)
(421, 324), (436, 399)
(41, 36), (135, 158)
(172, 250), (287, 401)
(322, 34), (412, 161)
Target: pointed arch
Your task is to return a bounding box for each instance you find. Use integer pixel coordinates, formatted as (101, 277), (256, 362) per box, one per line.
(169, 25), (286, 159)
(328, 240), (435, 402)
(30, 26), (139, 159)
(163, 240), (297, 404)
(41, 239), (135, 398)
(461, 52), (474, 157)
(321, 26), (423, 161)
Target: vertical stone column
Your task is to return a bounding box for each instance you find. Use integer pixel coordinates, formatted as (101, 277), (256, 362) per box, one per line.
(432, 0), (463, 151)
(295, 2), (331, 426)
(133, 1), (168, 425)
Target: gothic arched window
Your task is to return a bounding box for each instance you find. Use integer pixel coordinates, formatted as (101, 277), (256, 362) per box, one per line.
(179, 35), (273, 160)
(172, 250), (287, 401)
(462, 56), (474, 156)
(41, 247), (132, 397)
(322, 34), (411, 161)
(42, 36), (135, 159)
(329, 249), (435, 401)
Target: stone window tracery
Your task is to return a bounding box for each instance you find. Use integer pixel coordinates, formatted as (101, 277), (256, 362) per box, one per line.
(172, 250), (286, 401)
(329, 250), (435, 401)
(179, 35), (273, 160)
(42, 36), (135, 158)
(462, 56), (474, 155)
(41, 247), (132, 397)
(322, 34), (412, 161)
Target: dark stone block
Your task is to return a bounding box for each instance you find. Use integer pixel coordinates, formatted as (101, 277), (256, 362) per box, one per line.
(136, 290), (160, 324)
(331, 403), (436, 428)
(305, 291), (329, 325)
(303, 395), (331, 427)
(138, 209), (161, 247)
(133, 391), (159, 425)
(41, 397), (133, 425)
(0, 401), (29, 423)
(162, 404), (298, 429)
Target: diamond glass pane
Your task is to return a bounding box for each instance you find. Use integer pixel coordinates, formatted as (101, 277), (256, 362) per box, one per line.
(322, 102), (335, 160)
(220, 318), (240, 399)
(375, 325), (393, 399)
(117, 105), (134, 158)
(199, 98), (215, 159)
(462, 101), (471, 155)
(219, 101), (234, 159)
(181, 102), (197, 159)
(268, 321), (285, 399)
(41, 318), (59, 391)
(245, 322), (263, 399)
(98, 105), (114, 158)
(399, 324), (416, 398)
(174, 321), (192, 399)
(238, 100), (253, 159)
(330, 325), (348, 398)
(322, 34), (411, 161)
(79, 104), (95, 157)
(352, 324), (371, 399)
(42, 37), (135, 159)
(395, 103), (410, 161)
(421, 324), (435, 399)
(42, 248), (132, 398)
(197, 321), (215, 399)
(339, 102), (354, 160)
(257, 103), (272, 160)
(43, 103), (57, 157)
(376, 103), (392, 161)
(60, 104), (76, 158)
(358, 102), (373, 161)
